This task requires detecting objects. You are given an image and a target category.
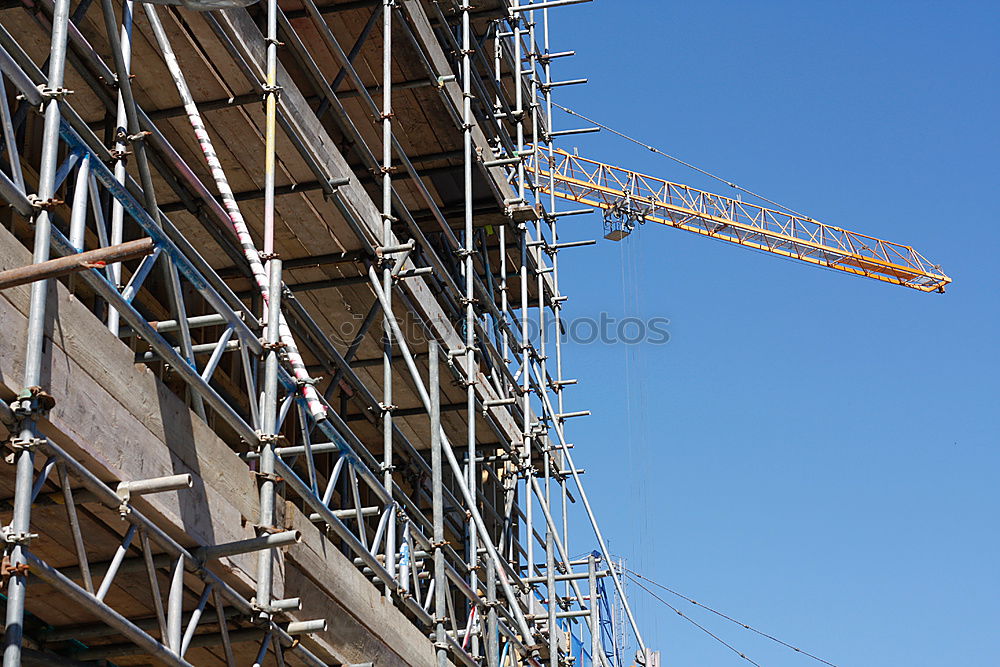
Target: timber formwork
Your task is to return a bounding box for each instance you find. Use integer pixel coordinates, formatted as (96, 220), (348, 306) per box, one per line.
(0, 0), (642, 665)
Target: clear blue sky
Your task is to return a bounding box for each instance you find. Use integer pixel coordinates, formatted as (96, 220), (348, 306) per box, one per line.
(545, 2), (999, 665)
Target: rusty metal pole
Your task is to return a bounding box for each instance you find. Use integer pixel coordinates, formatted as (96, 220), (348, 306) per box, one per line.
(0, 238), (155, 290)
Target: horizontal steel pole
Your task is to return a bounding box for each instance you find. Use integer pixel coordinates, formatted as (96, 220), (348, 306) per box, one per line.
(136, 340), (240, 363)
(159, 180), (327, 213)
(309, 506), (380, 522)
(117, 474), (192, 497)
(550, 239), (596, 249)
(521, 570), (609, 584)
(483, 156), (522, 168)
(285, 275), (369, 293)
(286, 619), (327, 634)
(271, 598), (301, 611)
(549, 127), (601, 137)
(509, 0), (592, 11)
(550, 208), (593, 218)
(144, 313), (229, 334)
(240, 441), (341, 460)
(527, 609), (591, 620)
(197, 531), (301, 561)
(544, 78), (588, 88)
(0, 238), (155, 290)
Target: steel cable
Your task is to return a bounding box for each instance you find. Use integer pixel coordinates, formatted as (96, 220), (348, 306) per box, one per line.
(548, 100), (812, 220)
(625, 574), (763, 667)
(625, 569), (838, 666)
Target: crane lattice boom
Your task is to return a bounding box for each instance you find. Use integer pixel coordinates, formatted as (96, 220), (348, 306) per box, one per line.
(526, 149), (950, 292)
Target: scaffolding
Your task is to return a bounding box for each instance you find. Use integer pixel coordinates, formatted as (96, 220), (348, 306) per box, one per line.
(0, 0), (648, 664)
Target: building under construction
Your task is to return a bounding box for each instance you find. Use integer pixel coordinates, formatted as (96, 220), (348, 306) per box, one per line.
(0, 0), (657, 664)
(0, 0), (954, 664)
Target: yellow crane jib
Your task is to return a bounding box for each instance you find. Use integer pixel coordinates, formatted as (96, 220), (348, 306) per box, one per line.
(525, 148), (951, 293)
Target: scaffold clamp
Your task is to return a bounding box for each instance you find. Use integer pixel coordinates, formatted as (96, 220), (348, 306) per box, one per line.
(296, 375), (320, 388)
(37, 85), (73, 100)
(8, 436), (46, 455)
(254, 430), (281, 445)
(0, 556), (29, 585)
(13, 386), (55, 417)
(0, 527), (37, 546)
(26, 195), (64, 211)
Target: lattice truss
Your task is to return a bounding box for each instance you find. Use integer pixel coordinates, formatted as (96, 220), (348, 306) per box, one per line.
(527, 149), (950, 292)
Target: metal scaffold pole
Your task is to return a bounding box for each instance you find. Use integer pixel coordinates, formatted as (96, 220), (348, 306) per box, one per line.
(542, 8), (575, 662)
(381, 0), (398, 595)
(3, 0), (70, 662)
(103, 0), (133, 337)
(589, 553), (601, 665)
(510, 3), (540, 644)
(430, 341), (449, 667)
(255, 0), (283, 627)
(460, 0), (481, 660)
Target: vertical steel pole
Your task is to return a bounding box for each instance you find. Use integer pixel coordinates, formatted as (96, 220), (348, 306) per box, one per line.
(529, 15), (550, 546)
(498, 225), (509, 392)
(519, 3), (540, 633)
(589, 554), (600, 666)
(532, 374), (648, 654)
(460, 1), (480, 657)
(256, 258), (282, 614)
(512, 5), (525, 205)
(100, 0), (204, 417)
(430, 343), (448, 667)
(613, 557), (623, 666)
(142, 3), (322, 426)
(69, 153), (91, 250)
(105, 0), (133, 335)
(508, 8), (535, 630)
(546, 531), (557, 667)
(487, 559), (499, 667)
(3, 0), (70, 663)
(167, 555), (185, 652)
(262, 0), (278, 259)
(541, 6), (573, 621)
(380, 0), (397, 592)
(257, 0), (281, 614)
(365, 267), (537, 646)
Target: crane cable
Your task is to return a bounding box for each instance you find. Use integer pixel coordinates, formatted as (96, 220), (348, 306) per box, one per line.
(625, 569), (839, 667)
(548, 100), (812, 220)
(625, 574), (763, 667)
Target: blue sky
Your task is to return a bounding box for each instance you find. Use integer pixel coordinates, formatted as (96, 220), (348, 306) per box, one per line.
(544, 2), (999, 665)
